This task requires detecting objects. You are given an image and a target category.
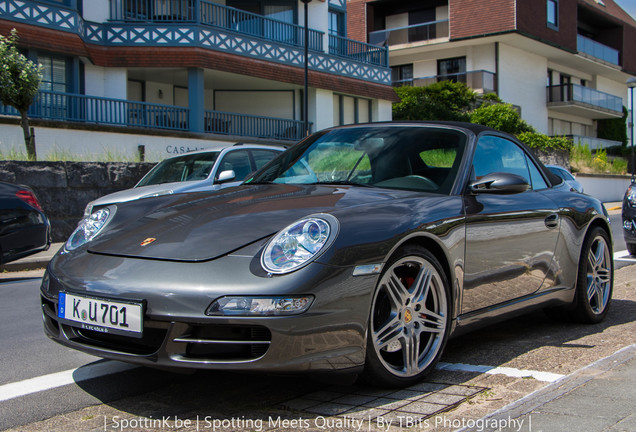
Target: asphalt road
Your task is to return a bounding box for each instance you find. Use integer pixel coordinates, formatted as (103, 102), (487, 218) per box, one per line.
(1, 213), (634, 431)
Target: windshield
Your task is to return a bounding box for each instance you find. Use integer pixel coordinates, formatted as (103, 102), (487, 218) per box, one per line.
(248, 126), (467, 194)
(137, 152), (220, 186)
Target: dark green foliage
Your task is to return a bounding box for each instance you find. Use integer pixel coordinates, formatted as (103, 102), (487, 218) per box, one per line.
(518, 132), (573, 152)
(469, 103), (535, 135)
(392, 81), (476, 122)
(597, 106), (628, 146)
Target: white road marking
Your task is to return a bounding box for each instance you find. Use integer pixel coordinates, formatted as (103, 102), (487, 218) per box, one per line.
(436, 362), (565, 382)
(0, 361), (137, 403)
(614, 250), (636, 262)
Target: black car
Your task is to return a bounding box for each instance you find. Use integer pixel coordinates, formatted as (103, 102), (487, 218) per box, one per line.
(42, 122), (613, 387)
(0, 182), (51, 265)
(622, 181), (636, 255)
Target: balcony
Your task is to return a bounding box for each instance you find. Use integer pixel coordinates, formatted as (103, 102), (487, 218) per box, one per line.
(547, 84), (623, 119)
(369, 20), (449, 47)
(0, 0), (389, 83)
(394, 70), (497, 95)
(565, 135), (622, 151)
(0, 91), (308, 141)
(577, 35), (620, 66)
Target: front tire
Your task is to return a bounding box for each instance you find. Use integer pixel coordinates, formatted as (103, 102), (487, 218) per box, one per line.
(363, 246), (451, 387)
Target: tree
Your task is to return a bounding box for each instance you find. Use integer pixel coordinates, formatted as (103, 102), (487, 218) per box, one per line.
(393, 81), (476, 122)
(0, 29), (43, 161)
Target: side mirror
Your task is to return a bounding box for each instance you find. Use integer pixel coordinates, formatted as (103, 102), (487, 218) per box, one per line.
(469, 172), (530, 194)
(216, 170), (236, 184)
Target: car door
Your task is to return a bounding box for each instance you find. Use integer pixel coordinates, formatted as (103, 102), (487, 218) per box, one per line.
(461, 135), (561, 314)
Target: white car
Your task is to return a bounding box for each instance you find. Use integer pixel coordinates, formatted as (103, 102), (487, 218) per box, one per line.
(546, 164), (584, 193)
(84, 144), (284, 216)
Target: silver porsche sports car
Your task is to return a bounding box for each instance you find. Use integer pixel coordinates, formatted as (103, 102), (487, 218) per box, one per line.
(41, 122), (613, 387)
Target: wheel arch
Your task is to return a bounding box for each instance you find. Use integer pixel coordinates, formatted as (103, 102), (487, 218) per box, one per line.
(384, 233), (458, 320)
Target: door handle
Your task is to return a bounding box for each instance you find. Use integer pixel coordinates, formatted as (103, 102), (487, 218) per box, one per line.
(545, 213), (559, 229)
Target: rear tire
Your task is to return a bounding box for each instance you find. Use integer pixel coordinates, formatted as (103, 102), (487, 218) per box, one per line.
(362, 246), (451, 387)
(544, 227), (613, 324)
(570, 227), (613, 323)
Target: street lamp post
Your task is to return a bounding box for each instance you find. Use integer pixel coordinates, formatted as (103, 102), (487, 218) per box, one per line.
(628, 77), (636, 183)
(301, 0), (312, 137)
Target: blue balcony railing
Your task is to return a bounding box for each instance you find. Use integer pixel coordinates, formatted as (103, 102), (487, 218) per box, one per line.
(199, 0), (323, 52)
(577, 34), (619, 66)
(369, 19), (449, 46)
(204, 110), (309, 141)
(547, 84), (623, 113)
(0, 91), (306, 141)
(329, 34), (388, 67)
(109, 0), (324, 52)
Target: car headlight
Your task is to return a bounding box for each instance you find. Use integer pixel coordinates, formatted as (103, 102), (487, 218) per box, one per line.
(261, 214), (339, 274)
(65, 207), (115, 251)
(206, 296), (314, 316)
(627, 185), (636, 207)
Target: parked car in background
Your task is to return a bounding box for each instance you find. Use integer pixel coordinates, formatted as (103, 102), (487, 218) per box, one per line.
(0, 182), (51, 265)
(83, 143), (284, 215)
(622, 182), (636, 255)
(546, 165), (584, 193)
(43, 122), (613, 387)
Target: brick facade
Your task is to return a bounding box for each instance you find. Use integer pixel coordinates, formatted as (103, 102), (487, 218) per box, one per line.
(449, 0), (515, 39)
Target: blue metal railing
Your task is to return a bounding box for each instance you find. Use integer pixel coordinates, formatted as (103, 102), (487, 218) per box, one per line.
(0, 91), (308, 141)
(329, 34), (388, 67)
(14, 91), (190, 130)
(577, 35), (619, 66)
(200, 0), (323, 52)
(204, 110), (309, 141)
(547, 84), (623, 113)
(109, 0), (324, 52)
(368, 19), (449, 46)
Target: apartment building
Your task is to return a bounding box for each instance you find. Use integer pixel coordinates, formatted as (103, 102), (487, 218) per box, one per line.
(348, 0), (636, 150)
(0, 0), (396, 160)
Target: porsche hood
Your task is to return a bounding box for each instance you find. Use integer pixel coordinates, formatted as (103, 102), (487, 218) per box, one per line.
(86, 184), (400, 262)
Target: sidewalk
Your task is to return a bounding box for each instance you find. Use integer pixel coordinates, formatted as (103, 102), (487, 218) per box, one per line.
(0, 242), (63, 274)
(471, 344), (636, 432)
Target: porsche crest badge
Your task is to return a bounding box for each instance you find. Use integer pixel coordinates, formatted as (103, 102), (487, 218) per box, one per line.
(140, 238), (157, 246)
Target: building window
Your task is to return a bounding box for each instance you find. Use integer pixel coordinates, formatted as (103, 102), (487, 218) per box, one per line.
(227, 0), (296, 24)
(391, 64), (413, 86)
(437, 57), (466, 83)
(40, 54), (68, 93)
(547, 0), (559, 30)
(333, 94), (372, 126)
(329, 10), (345, 37)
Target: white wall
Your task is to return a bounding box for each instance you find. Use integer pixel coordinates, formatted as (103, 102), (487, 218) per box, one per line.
(84, 66), (127, 99)
(0, 124), (232, 162)
(498, 43), (548, 133)
(374, 99), (392, 122)
(81, 0), (109, 22)
(313, 88), (334, 132)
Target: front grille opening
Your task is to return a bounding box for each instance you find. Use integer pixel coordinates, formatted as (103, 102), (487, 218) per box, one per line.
(182, 325), (271, 361)
(41, 296), (60, 334)
(71, 325), (168, 355)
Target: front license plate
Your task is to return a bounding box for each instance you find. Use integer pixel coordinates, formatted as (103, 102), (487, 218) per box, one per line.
(58, 292), (143, 338)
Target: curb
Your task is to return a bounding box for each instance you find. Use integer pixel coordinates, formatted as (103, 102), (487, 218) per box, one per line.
(461, 343), (636, 432)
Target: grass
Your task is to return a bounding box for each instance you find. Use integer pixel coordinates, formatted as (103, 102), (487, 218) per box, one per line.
(570, 144), (628, 175)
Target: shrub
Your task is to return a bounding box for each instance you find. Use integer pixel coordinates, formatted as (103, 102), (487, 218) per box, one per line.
(469, 103), (535, 134)
(393, 81), (476, 122)
(517, 132), (573, 152)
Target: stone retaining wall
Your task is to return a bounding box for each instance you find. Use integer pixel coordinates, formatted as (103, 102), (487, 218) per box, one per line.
(0, 161), (154, 242)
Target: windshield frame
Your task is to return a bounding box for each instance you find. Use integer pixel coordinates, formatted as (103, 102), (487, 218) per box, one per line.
(246, 125), (469, 195)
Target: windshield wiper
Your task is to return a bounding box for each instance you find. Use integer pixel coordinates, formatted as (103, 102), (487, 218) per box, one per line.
(309, 181), (374, 188)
